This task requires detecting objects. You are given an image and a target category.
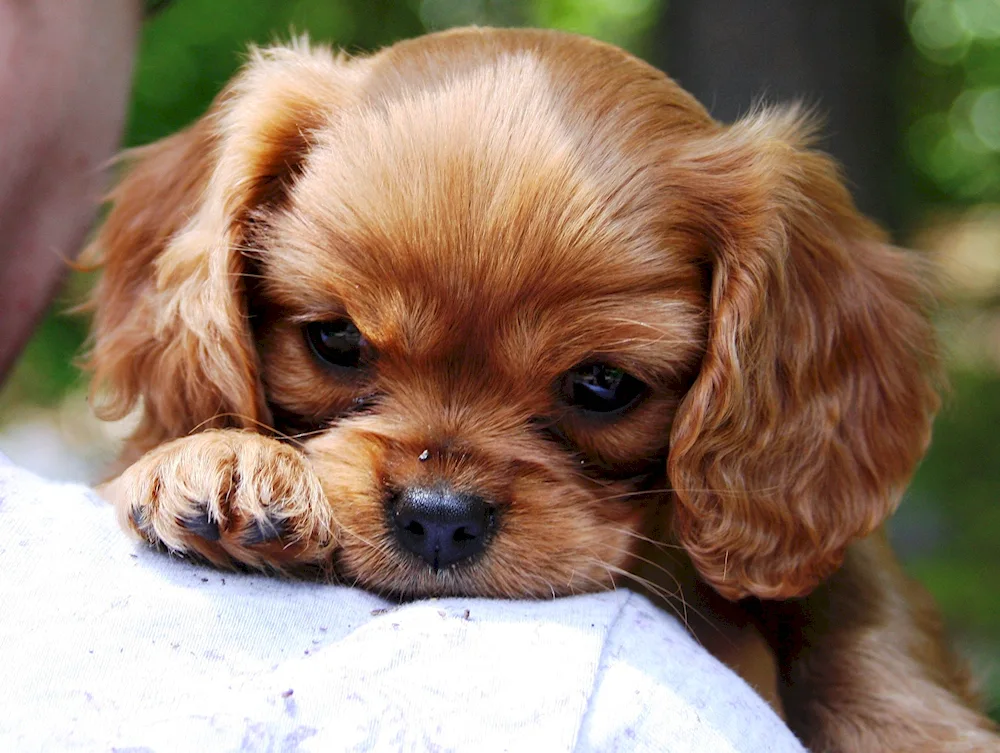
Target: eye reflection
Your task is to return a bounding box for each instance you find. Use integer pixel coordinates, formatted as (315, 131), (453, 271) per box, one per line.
(304, 319), (367, 370)
(561, 362), (647, 415)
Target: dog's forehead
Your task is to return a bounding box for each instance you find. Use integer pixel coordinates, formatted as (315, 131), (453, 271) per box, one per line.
(265, 36), (707, 343)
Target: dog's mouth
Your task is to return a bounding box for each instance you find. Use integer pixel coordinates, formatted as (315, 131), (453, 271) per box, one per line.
(335, 549), (526, 602)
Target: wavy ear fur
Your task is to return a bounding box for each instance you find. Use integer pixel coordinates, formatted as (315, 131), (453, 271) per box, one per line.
(667, 108), (941, 601)
(85, 43), (356, 454)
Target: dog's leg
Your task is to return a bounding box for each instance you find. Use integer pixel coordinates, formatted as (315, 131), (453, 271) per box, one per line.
(769, 534), (1000, 752)
(99, 429), (338, 572)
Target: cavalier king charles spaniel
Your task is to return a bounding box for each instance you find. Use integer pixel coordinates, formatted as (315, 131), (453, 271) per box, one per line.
(85, 27), (999, 752)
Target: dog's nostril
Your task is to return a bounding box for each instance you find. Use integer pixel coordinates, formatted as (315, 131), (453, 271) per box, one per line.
(390, 487), (497, 570)
(453, 526), (476, 543)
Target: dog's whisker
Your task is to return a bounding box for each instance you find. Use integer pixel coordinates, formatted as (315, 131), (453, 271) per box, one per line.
(575, 569), (614, 596)
(598, 543), (689, 600)
(603, 526), (687, 552)
(186, 413), (309, 449)
(285, 427), (335, 441)
(587, 558), (675, 602)
(224, 269), (271, 281)
(593, 488), (668, 503)
(675, 485), (786, 496)
(587, 559), (697, 634)
(338, 525), (396, 564)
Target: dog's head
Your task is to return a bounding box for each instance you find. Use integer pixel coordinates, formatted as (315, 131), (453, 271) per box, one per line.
(86, 28), (939, 601)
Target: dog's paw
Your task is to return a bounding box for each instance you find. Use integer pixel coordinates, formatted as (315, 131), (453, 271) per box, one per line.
(101, 430), (337, 571)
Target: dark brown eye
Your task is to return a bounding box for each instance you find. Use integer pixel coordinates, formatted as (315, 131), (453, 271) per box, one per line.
(561, 363), (646, 415)
(304, 320), (367, 370)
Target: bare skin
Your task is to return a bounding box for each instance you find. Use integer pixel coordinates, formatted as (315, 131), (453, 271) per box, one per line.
(0, 0), (140, 378)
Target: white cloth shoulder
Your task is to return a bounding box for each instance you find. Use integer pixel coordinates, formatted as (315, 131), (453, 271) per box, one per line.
(0, 454), (804, 753)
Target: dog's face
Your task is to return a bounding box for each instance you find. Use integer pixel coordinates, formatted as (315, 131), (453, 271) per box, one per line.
(87, 29), (940, 602)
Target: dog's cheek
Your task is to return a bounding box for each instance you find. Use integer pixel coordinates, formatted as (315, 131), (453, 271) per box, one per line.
(592, 492), (655, 575)
(481, 475), (649, 595)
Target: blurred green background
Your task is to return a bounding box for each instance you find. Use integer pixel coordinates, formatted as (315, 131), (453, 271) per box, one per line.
(0, 0), (997, 718)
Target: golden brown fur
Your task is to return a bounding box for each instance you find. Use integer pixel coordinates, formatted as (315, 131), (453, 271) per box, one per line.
(85, 28), (999, 752)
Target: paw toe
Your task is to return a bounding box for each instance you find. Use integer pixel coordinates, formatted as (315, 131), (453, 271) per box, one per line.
(181, 508), (221, 541)
(242, 516), (286, 546)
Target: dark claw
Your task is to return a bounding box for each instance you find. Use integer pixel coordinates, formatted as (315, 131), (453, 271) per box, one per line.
(130, 507), (149, 532)
(243, 517), (286, 546)
(182, 508), (221, 541)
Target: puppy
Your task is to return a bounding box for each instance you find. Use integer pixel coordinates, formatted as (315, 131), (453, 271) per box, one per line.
(85, 28), (999, 752)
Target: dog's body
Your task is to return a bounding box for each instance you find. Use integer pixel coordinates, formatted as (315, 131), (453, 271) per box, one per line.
(86, 28), (999, 751)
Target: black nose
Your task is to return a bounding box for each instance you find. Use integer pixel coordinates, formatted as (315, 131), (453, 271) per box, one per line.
(390, 487), (496, 570)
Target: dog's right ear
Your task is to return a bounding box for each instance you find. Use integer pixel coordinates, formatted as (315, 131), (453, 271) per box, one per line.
(84, 43), (358, 453)
(664, 108), (941, 601)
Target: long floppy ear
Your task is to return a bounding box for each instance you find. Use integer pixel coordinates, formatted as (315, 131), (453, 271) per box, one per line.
(667, 108), (941, 601)
(85, 42), (355, 454)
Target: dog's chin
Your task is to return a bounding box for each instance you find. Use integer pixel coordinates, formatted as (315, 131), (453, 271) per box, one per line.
(335, 546), (618, 602)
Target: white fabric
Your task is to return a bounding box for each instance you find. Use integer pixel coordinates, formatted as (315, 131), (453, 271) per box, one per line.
(0, 454), (804, 753)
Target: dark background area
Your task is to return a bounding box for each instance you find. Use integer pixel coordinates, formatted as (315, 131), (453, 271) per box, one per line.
(1, 0), (997, 717)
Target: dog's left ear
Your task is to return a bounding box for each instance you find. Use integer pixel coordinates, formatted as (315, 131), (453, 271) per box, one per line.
(85, 43), (356, 452)
(666, 108), (941, 601)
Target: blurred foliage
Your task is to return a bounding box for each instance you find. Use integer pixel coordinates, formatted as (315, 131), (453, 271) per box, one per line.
(900, 368), (1000, 713)
(909, 370), (1000, 632)
(127, 0), (422, 146)
(1, 0), (998, 714)
(904, 0), (1000, 203)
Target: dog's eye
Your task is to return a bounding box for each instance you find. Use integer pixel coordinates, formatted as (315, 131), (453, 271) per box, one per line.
(304, 320), (367, 370)
(561, 363), (647, 415)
